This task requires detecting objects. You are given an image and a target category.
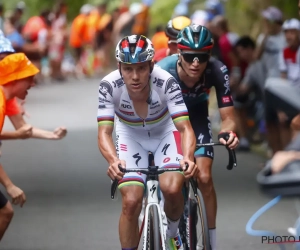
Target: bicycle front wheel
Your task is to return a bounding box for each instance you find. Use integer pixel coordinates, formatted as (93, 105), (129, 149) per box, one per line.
(190, 186), (211, 250)
(146, 205), (162, 250)
(182, 181), (211, 250)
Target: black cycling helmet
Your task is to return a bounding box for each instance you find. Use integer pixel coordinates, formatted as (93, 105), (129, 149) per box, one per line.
(165, 16), (191, 40)
(177, 24), (214, 51)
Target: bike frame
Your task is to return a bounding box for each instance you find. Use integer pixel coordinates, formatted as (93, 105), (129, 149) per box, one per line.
(141, 179), (166, 250)
(111, 166), (183, 250)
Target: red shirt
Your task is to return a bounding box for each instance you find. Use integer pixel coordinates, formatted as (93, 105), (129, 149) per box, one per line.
(154, 48), (168, 63)
(218, 32), (239, 72)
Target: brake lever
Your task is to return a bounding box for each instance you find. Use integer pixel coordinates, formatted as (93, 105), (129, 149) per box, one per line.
(225, 146), (237, 170)
(111, 179), (119, 199)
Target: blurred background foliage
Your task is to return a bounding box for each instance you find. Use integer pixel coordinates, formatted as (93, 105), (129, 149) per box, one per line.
(2, 0), (299, 38)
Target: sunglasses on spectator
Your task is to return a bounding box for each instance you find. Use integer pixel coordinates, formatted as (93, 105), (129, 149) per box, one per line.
(180, 52), (210, 63)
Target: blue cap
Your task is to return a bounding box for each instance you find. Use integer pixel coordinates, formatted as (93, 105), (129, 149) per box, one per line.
(0, 35), (15, 54)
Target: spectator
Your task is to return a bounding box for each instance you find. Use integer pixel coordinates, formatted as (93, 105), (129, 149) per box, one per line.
(4, 17), (25, 51)
(48, 1), (68, 82)
(257, 6), (287, 156)
(267, 19), (300, 149)
(255, 6), (286, 79)
(10, 1), (25, 34)
(151, 25), (168, 51)
(234, 36), (266, 150)
(210, 15), (243, 85)
(112, 2), (143, 43)
(69, 4), (93, 75)
(205, 0), (225, 20)
(131, 2), (150, 36)
(0, 36), (67, 141)
(172, 3), (189, 18)
(0, 52), (39, 241)
(279, 18), (300, 85)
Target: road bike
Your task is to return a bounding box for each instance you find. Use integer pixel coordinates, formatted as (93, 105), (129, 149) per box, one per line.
(111, 142), (237, 250)
(179, 142), (236, 250)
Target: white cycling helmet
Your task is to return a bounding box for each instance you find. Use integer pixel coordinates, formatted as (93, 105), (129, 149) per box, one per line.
(115, 35), (154, 64)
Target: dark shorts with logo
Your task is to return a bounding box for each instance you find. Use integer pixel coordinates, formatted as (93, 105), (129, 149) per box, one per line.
(188, 102), (214, 160)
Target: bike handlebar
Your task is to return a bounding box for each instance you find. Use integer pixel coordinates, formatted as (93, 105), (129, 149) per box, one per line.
(118, 165), (187, 175)
(110, 142), (237, 199)
(195, 142), (237, 170)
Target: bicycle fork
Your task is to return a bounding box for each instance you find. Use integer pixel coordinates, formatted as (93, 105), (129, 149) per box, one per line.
(141, 179), (167, 250)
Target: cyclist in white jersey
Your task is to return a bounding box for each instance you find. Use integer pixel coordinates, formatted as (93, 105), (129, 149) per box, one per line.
(97, 35), (197, 250)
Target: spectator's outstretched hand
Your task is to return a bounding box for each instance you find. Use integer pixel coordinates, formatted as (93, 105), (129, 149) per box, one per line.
(53, 127), (67, 139)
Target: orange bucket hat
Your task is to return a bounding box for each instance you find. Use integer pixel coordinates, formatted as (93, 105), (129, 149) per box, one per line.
(0, 53), (40, 85)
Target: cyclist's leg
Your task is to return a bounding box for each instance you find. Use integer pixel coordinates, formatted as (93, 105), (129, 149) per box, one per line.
(0, 191), (13, 241)
(116, 134), (148, 249)
(190, 105), (217, 249)
(156, 131), (185, 239)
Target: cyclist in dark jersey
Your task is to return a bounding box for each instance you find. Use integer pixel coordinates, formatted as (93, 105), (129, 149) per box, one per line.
(157, 24), (239, 250)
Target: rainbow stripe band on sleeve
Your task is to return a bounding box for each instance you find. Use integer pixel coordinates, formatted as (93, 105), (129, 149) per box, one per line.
(97, 116), (114, 126)
(171, 110), (189, 123)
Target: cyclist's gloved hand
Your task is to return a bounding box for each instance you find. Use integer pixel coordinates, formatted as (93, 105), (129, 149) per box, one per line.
(218, 131), (239, 149)
(180, 159), (198, 179)
(107, 159), (126, 181)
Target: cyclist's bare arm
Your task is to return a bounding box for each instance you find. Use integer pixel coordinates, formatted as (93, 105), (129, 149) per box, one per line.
(219, 107), (237, 133)
(174, 120), (197, 178)
(98, 125), (118, 165)
(98, 125), (124, 180)
(174, 120), (196, 161)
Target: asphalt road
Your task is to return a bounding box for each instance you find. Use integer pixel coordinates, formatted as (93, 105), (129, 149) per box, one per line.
(0, 78), (297, 250)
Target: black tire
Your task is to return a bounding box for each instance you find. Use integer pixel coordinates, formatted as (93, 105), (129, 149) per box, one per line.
(180, 182), (211, 250)
(191, 189), (211, 250)
(147, 206), (162, 250)
(146, 208), (154, 250)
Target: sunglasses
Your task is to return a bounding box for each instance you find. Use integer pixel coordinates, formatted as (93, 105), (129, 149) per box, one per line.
(180, 52), (210, 63)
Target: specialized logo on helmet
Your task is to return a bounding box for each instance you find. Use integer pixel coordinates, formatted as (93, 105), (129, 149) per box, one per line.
(127, 35), (137, 44)
(190, 23), (202, 33)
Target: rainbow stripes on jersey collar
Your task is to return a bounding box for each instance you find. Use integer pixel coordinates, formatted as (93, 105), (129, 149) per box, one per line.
(115, 107), (169, 126)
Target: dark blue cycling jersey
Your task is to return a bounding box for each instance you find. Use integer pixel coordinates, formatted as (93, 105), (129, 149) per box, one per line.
(156, 54), (234, 159)
(156, 54), (234, 108)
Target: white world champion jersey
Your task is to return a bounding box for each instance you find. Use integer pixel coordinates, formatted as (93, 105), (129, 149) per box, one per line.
(97, 66), (189, 133)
